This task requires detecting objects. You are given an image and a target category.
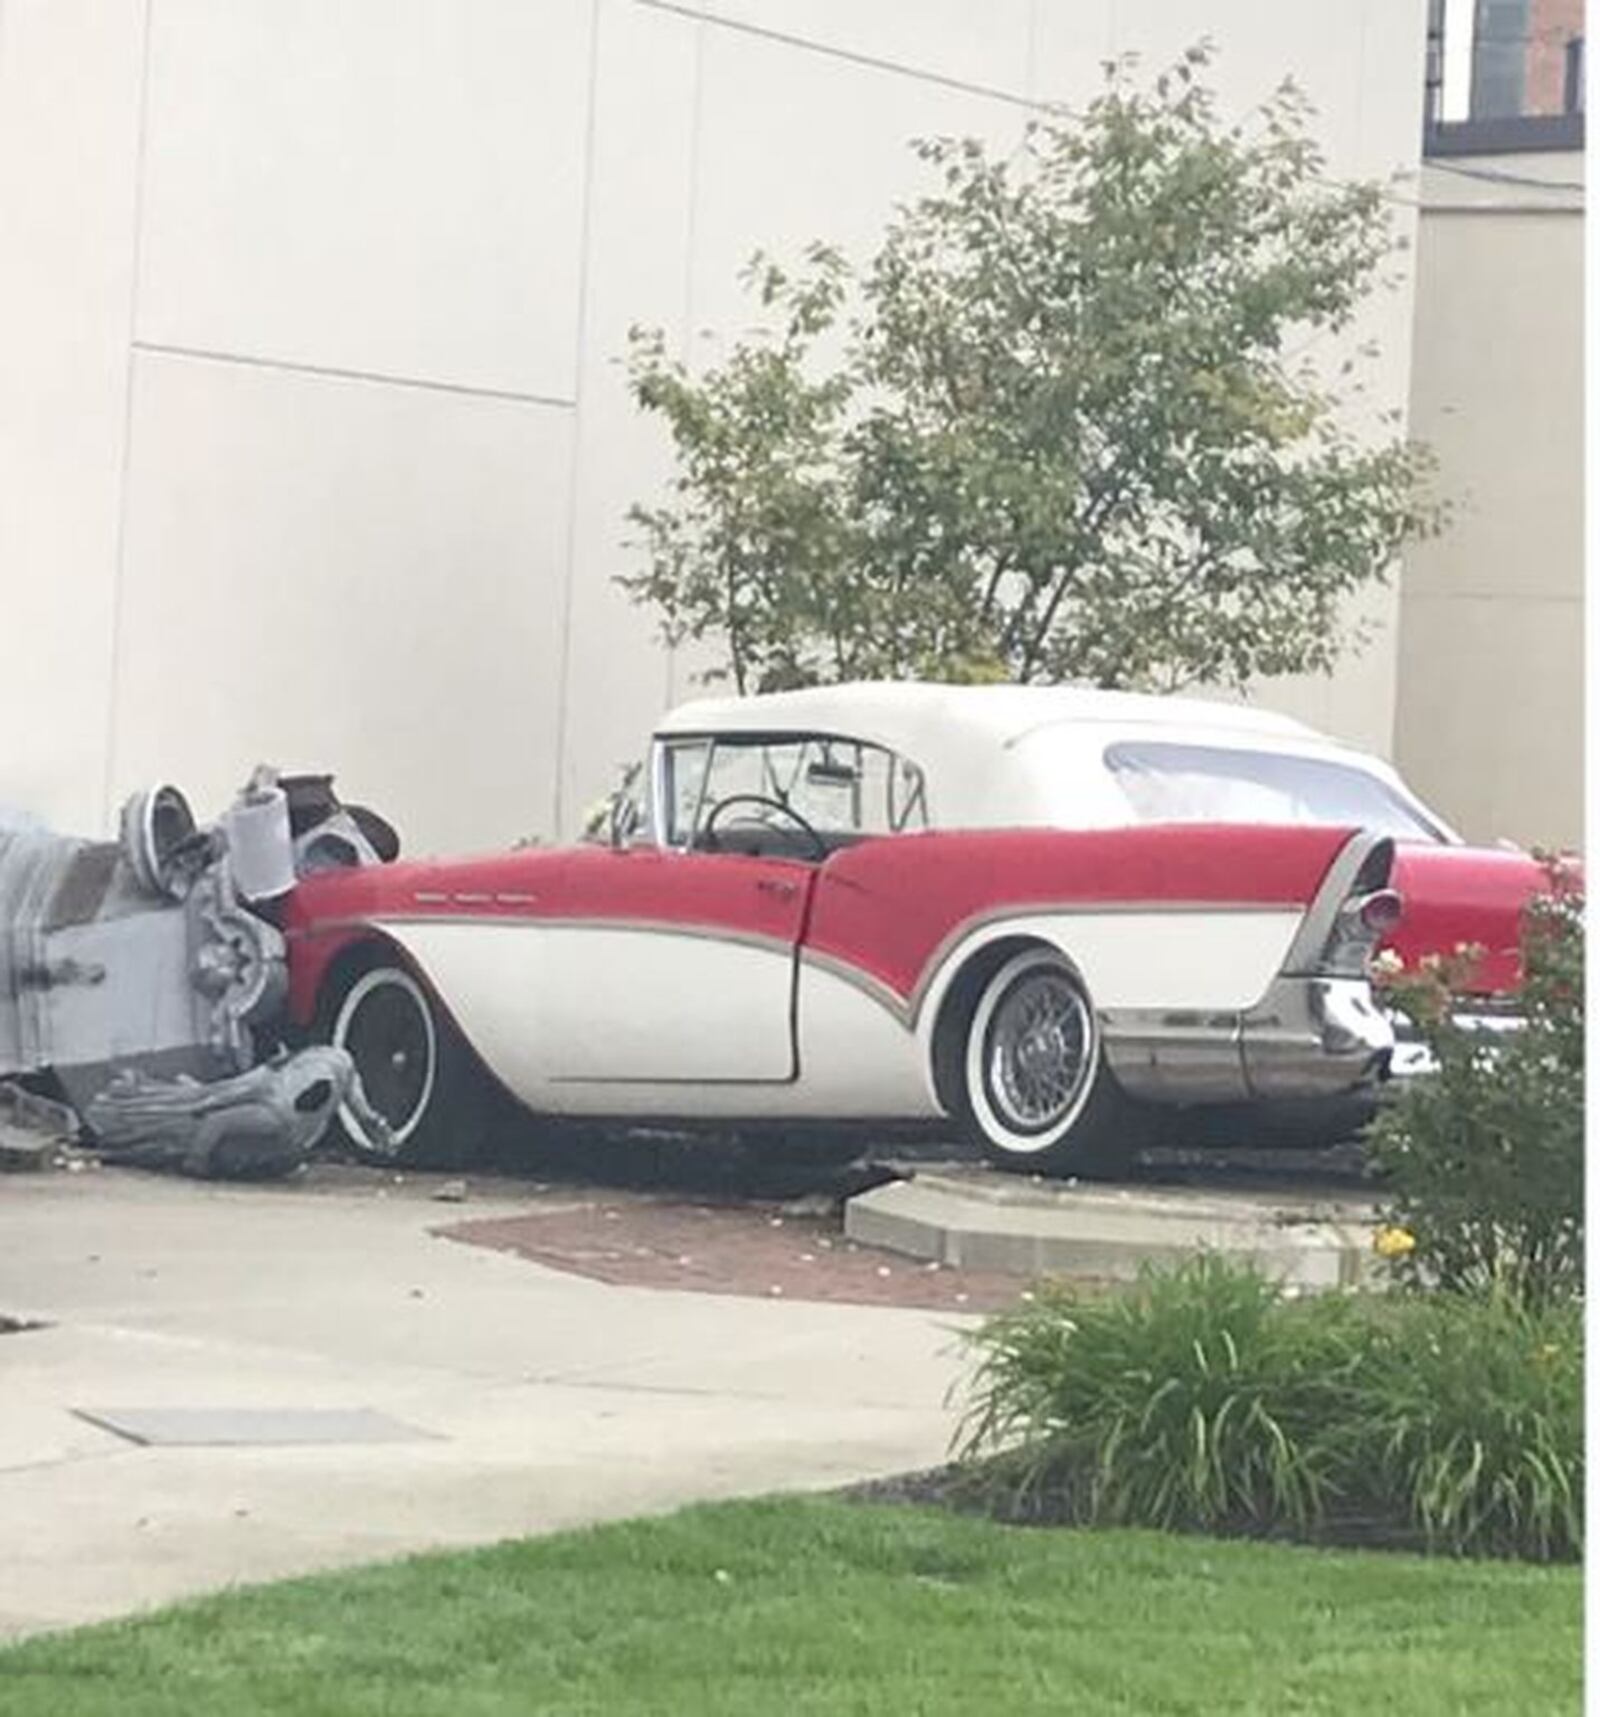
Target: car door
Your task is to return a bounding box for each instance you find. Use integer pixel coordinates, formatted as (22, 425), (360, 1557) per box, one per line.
(534, 842), (813, 1085)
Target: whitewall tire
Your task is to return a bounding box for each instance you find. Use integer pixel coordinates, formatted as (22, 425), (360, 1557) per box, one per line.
(960, 948), (1138, 1179)
(320, 955), (486, 1169)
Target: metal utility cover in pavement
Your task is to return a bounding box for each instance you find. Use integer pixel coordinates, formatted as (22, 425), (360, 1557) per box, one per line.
(73, 1407), (437, 1447)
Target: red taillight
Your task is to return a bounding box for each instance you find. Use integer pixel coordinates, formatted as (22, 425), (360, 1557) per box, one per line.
(1358, 890), (1404, 935)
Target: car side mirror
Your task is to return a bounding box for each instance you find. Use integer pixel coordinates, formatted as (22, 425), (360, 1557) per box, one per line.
(609, 793), (642, 849)
(607, 762), (645, 849)
(578, 762), (645, 848)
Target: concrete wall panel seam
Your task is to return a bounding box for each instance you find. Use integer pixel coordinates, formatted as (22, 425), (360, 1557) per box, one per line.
(550, 0), (607, 836)
(665, 11), (709, 711)
(101, 0), (157, 830)
(633, 0), (1035, 108)
(130, 341), (578, 411)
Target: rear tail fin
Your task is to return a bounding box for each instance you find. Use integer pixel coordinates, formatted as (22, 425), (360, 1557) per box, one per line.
(1280, 833), (1401, 979)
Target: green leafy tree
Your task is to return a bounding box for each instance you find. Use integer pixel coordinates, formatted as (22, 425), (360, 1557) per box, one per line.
(623, 46), (1438, 694)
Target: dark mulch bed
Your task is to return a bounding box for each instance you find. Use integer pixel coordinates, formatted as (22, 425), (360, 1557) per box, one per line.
(437, 1191), (1028, 1312)
(838, 1460), (1567, 1561)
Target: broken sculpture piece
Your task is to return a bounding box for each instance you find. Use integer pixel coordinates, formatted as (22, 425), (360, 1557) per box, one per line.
(0, 766), (398, 1179)
(86, 1046), (394, 1179)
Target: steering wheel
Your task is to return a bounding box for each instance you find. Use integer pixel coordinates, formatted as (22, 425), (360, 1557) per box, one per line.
(700, 794), (828, 862)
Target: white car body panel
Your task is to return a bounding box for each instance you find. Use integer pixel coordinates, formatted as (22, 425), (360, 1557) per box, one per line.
(378, 902), (1303, 1119)
(379, 919), (796, 1092)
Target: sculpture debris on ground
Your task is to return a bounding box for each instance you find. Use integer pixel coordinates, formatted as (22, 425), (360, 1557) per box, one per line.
(86, 1046), (394, 1180)
(0, 769), (399, 1179)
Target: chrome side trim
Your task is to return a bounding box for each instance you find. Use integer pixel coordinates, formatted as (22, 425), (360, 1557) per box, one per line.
(1100, 1009), (1248, 1103)
(799, 946), (915, 1026)
(1240, 975), (1394, 1099)
(371, 913), (798, 961)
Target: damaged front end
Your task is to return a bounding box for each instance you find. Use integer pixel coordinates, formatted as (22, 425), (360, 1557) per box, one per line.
(0, 770), (394, 1178)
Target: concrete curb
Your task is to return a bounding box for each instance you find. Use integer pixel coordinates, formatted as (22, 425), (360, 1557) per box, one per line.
(844, 1170), (1381, 1292)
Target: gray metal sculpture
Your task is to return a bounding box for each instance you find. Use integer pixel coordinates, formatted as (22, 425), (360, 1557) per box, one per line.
(0, 766), (395, 1179)
(86, 1046), (394, 1179)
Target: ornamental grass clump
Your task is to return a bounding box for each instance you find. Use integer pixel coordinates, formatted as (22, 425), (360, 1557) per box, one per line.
(957, 1255), (1361, 1535)
(1344, 1290), (1583, 1562)
(956, 1256), (1583, 1562)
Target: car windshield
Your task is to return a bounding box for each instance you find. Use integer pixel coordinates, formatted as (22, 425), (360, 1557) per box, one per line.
(1105, 741), (1446, 841)
(657, 735), (927, 848)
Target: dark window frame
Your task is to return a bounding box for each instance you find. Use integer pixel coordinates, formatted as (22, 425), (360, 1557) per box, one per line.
(1426, 111), (1584, 153)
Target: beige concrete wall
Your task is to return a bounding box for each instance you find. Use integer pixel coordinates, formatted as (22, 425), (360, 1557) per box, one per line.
(1394, 151), (1584, 848)
(0, 0), (1429, 853)
(0, 0), (148, 830)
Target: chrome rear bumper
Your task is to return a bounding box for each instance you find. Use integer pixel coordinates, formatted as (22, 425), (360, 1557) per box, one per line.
(1385, 1006), (1523, 1079)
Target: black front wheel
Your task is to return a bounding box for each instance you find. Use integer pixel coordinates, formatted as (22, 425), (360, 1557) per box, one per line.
(318, 956), (486, 1169)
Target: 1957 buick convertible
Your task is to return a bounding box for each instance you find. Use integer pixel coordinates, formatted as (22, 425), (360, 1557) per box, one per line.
(0, 683), (1548, 1179)
(281, 684), (1544, 1177)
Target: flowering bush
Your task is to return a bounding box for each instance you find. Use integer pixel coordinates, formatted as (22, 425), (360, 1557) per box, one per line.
(1366, 860), (1583, 1307)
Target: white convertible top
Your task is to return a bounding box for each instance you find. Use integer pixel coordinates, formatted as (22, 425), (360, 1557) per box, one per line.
(645, 676), (1448, 837)
(657, 681), (1319, 755)
(653, 682), (1382, 830)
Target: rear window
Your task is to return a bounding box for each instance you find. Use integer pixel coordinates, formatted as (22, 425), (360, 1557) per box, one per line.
(1105, 742), (1445, 842)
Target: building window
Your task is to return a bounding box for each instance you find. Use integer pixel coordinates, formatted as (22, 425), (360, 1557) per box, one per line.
(1425, 0), (1584, 151)
(1563, 34), (1585, 114)
(1470, 0), (1528, 118)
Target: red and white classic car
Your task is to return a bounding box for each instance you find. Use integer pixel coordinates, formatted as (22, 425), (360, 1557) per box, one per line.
(275, 683), (1545, 1177)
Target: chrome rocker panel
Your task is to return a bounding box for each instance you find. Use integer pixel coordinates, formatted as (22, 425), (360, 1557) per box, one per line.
(1104, 977), (1394, 1107)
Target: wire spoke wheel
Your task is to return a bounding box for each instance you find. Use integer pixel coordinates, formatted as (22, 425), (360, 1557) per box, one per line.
(983, 967), (1093, 1134)
(958, 946), (1135, 1178)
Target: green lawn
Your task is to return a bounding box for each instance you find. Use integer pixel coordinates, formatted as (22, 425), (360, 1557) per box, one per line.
(0, 1498), (1580, 1716)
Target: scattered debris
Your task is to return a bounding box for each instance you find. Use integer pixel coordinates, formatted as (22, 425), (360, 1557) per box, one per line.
(0, 1127), (50, 1173)
(0, 1080), (78, 1171)
(778, 1194), (839, 1220)
(431, 1179), (468, 1204)
(0, 1081), (78, 1141)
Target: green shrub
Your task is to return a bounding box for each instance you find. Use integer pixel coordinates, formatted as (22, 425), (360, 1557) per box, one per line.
(1368, 861), (1584, 1307)
(956, 1256), (1583, 1562)
(957, 1255), (1362, 1534)
(1344, 1290), (1583, 1562)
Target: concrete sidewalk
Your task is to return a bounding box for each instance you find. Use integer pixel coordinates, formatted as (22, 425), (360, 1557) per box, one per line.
(0, 1169), (969, 1640)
